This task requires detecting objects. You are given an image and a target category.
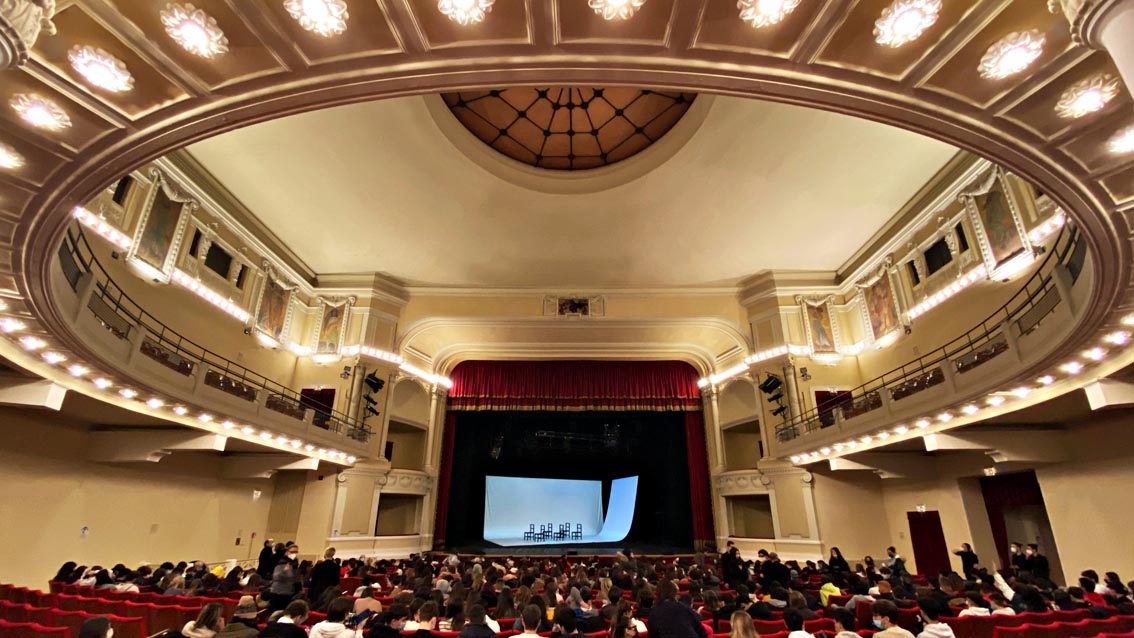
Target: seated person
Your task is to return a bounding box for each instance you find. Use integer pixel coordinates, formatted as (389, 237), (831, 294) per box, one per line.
(259, 601), (309, 638)
(783, 609), (813, 638)
(459, 605), (498, 638)
(872, 600), (914, 638)
(916, 598), (955, 638)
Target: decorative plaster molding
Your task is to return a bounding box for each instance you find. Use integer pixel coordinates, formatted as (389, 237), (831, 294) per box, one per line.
(381, 469), (432, 495)
(0, 0), (56, 68)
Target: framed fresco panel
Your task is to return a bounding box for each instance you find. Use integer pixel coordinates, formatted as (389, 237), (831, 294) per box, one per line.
(313, 297), (354, 354)
(964, 169), (1032, 277)
(858, 266), (903, 343)
(254, 267), (295, 343)
(799, 297), (839, 356)
(128, 170), (195, 279)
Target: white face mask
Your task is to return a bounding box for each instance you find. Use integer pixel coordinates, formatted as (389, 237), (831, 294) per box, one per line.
(288, 553), (298, 559)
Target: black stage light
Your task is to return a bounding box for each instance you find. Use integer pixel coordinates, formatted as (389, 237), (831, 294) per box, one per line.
(364, 394), (377, 406)
(771, 405), (788, 417)
(767, 392), (783, 403)
(366, 406), (380, 418)
(758, 375), (782, 394)
(364, 371), (385, 393)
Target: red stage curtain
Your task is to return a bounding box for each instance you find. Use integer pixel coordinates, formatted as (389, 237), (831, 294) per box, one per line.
(448, 360), (702, 412)
(685, 410), (715, 549)
(433, 412), (458, 548)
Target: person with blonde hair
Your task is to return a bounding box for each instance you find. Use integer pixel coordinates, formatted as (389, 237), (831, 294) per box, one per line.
(729, 611), (759, 638)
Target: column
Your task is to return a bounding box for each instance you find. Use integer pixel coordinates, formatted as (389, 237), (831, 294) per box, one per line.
(704, 387), (726, 473)
(781, 361), (802, 421)
(330, 474), (349, 537)
(346, 363), (367, 422)
(375, 372), (398, 461)
(423, 388), (446, 474)
(1052, 0), (1134, 96)
(367, 476), (384, 537)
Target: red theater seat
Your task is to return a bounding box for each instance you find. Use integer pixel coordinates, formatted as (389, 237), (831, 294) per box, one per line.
(0, 620), (36, 638)
(45, 609), (87, 637)
(806, 619), (835, 634)
(992, 624), (1032, 638)
(107, 615), (146, 638)
(753, 620), (786, 634)
(32, 624), (70, 638)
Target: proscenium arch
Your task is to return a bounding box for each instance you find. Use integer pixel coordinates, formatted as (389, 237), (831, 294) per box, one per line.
(13, 60), (1128, 373)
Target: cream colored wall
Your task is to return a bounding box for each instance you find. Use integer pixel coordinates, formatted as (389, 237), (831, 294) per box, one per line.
(1035, 413), (1134, 585)
(386, 426), (426, 470)
(811, 471), (889, 563)
(723, 427), (762, 470)
(768, 473), (811, 538)
(375, 495), (422, 536)
(340, 475), (377, 536)
(0, 410), (274, 589)
(267, 471), (307, 541)
(293, 471), (337, 555)
(727, 495), (775, 539)
(390, 381), (431, 425)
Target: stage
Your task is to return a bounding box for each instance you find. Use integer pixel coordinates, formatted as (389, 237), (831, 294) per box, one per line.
(448, 540), (690, 556)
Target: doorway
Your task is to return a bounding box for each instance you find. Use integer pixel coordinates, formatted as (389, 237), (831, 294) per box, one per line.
(980, 471), (1064, 584)
(907, 510), (951, 577)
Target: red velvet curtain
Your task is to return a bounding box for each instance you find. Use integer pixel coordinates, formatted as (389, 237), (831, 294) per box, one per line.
(447, 360), (702, 412)
(980, 471), (1045, 569)
(685, 410), (715, 550)
(433, 412), (458, 548)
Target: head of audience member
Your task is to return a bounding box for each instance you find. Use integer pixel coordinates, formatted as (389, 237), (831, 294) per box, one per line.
(195, 603), (226, 633)
(919, 598), (945, 625)
(324, 597), (353, 624)
(658, 580), (678, 602)
(832, 608), (856, 634)
(521, 604), (542, 633)
(783, 609), (805, 633)
(232, 596), (258, 625)
(79, 617), (112, 638)
(788, 590), (808, 611)
(553, 605), (578, 634)
(730, 611), (758, 638)
(989, 594), (1011, 612)
(418, 601), (440, 630)
(872, 600), (899, 630)
(379, 604), (409, 630)
(54, 562), (78, 583)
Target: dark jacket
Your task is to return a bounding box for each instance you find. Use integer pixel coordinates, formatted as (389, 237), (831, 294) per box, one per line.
(648, 600), (707, 638)
(259, 623), (308, 638)
(258, 545), (277, 579)
(458, 623), (498, 638)
(310, 559), (342, 603)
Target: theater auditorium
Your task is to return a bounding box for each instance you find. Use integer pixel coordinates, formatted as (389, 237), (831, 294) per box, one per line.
(1, 2), (1133, 638)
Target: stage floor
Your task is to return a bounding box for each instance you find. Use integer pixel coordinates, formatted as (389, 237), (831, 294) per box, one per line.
(448, 541), (689, 556)
(486, 534), (607, 547)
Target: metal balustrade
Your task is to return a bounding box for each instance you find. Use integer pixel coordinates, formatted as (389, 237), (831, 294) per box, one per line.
(776, 223), (1083, 443)
(58, 225), (372, 444)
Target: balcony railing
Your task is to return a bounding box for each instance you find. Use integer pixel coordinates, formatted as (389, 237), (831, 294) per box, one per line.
(58, 224), (373, 444)
(776, 223), (1083, 443)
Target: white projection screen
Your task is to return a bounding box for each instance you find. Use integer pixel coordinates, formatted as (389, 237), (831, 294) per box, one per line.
(484, 475), (638, 546)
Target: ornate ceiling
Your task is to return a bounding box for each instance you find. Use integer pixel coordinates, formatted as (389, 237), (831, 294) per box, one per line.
(0, 0), (1131, 426)
(440, 87), (698, 170)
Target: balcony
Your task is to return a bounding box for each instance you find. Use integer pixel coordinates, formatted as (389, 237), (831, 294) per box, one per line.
(773, 224), (1090, 455)
(49, 225), (372, 456)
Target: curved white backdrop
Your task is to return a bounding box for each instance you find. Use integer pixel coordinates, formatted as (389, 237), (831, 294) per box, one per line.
(484, 476), (638, 547)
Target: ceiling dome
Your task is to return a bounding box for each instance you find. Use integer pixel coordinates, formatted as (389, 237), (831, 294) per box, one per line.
(441, 87), (697, 170)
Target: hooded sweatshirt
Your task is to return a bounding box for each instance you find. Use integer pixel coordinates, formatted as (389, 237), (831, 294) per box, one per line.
(918, 623), (956, 638)
(309, 621), (359, 638)
(958, 607), (990, 617)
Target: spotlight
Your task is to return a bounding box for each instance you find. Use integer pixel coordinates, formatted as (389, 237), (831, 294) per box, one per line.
(771, 405), (788, 417)
(363, 394), (378, 406)
(365, 406), (380, 418)
(759, 375), (782, 394)
(340, 366), (351, 380)
(364, 371), (385, 393)
(767, 392), (783, 403)
(799, 367), (811, 381)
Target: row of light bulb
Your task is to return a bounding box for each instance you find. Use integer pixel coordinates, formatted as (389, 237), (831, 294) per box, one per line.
(789, 322), (1134, 465)
(0, 313), (358, 464)
(73, 206), (451, 387)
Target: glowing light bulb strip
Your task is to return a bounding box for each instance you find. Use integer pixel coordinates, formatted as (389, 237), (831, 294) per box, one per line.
(399, 361), (453, 388)
(171, 269), (251, 322)
(1028, 210), (1066, 244)
(73, 206), (132, 249)
(341, 344), (405, 364)
(906, 264), (987, 320)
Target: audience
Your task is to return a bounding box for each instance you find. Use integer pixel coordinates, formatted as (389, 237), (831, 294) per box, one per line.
(183, 602), (226, 638)
(916, 598), (955, 638)
(260, 600), (309, 638)
(873, 600), (914, 638)
(728, 611), (757, 638)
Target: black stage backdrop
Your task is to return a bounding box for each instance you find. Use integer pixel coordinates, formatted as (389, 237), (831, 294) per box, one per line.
(444, 410), (693, 550)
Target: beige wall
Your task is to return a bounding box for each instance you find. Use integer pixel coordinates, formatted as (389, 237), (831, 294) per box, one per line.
(812, 470), (889, 563)
(727, 495), (775, 539)
(723, 425), (762, 471)
(0, 410), (274, 589)
(1036, 413), (1134, 585)
(340, 474), (377, 536)
(386, 425), (426, 470)
(375, 495), (422, 536)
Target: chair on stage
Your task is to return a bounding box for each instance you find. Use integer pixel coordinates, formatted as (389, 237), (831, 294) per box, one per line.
(524, 524), (536, 542)
(572, 524), (582, 540)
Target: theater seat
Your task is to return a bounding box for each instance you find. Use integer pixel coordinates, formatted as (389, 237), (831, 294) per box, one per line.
(753, 620), (786, 634)
(107, 615), (146, 638)
(32, 624), (70, 638)
(0, 620), (36, 638)
(806, 619), (835, 634)
(992, 624), (1031, 638)
(45, 609), (87, 637)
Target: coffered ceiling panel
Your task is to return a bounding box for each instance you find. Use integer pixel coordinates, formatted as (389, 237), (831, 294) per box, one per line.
(0, 125), (68, 188)
(0, 72), (118, 154)
(816, 0), (983, 79)
(258, 0), (404, 64)
(32, 4), (189, 118)
(1100, 167), (1134, 208)
(690, 0), (817, 58)
(555, 0), (677, 46)
(1001, 55), (1127, 141)
(1057, 112), (1134, 176)
(920, 1), (1073, 109)
(404, 0), (533, 49)
(106, 0), (288, 89)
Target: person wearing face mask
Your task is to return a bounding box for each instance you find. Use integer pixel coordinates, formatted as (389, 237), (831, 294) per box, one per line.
(367, 604), (410, 638)
(1009, 543), (1026, 573)
(268, 547), (300, 612)
(871, 601), (913, 638)
(1024, 545), (1050, 581)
